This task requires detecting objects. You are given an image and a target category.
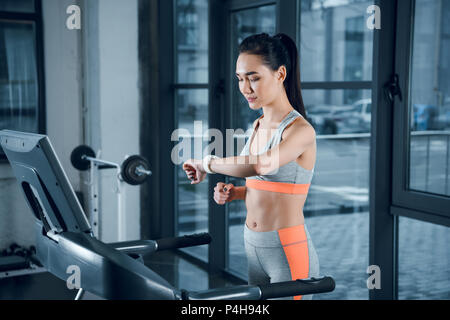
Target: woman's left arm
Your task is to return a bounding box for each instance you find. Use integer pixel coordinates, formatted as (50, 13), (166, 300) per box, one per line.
(182, 155), (259, 183)
(247, 122), (316, 176)
(183, 122), (316, 183)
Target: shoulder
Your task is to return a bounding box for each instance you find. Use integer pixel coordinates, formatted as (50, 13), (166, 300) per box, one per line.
(282, 116), (316, 142)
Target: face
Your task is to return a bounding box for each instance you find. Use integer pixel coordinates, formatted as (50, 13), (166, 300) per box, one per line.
(236, 53), (286, 110)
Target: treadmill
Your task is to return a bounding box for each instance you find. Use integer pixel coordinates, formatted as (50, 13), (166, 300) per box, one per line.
(0, 130), (335, 300)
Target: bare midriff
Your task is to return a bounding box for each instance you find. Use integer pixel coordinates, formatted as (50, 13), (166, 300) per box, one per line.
(244, 188), (307, 232)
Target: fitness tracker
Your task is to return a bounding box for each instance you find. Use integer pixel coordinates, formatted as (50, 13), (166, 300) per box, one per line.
(202, 155), (219, 174)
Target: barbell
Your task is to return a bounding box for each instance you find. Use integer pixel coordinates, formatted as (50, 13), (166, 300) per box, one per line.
(70, 145), (152, 185)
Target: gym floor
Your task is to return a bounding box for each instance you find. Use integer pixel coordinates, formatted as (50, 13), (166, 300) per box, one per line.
(0, 250), (240, 300)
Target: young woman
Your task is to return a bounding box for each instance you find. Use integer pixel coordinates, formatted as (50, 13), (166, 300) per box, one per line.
(182, 33), (319, 300)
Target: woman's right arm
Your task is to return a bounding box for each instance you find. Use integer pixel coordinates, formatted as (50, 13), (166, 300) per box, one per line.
(231, 186), (246, 201)
(214, 183), (246, 205)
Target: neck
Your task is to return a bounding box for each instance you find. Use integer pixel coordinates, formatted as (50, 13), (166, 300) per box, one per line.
(261, 92), (294, 124)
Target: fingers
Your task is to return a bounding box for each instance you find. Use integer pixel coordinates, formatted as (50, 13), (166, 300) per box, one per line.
(183, 160), (204, 185)
(189, 172), (200, 184)
(182, 159), (195, 169)
(223, 183), (234, 193)
(187, 170), (196, 180)
(213, 192), (225, 205)
(182, 163), (192, 171)
(214, 182), (226, 193)
(185, 168), (196, 182)
(214, 182), (234, 193)
(213, 182), (233, 205)
(183, 160), (197, 182)
(214, 192), (228, 205)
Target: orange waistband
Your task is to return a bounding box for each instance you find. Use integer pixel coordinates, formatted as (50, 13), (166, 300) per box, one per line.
(245, 179), (310, 195)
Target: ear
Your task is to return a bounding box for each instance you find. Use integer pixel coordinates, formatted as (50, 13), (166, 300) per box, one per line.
(276, 65), (287, 83)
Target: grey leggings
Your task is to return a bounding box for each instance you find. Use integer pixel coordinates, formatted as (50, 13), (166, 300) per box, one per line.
(244, 223), (320, 300)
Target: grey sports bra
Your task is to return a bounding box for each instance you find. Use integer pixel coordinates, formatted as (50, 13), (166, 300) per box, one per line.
(240, 109), (314, 194)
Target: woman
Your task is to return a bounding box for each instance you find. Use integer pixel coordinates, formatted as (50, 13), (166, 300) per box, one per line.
(182, 33), (319, 300)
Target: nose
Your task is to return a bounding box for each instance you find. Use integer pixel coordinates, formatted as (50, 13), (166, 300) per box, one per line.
(240, 79), (253, 95)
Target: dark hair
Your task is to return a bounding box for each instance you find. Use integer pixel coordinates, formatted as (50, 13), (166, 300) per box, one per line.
(238, 33), (307, 119)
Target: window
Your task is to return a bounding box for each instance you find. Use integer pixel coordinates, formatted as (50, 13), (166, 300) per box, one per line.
(0, 0), (44, 160)
(176, 0), (208, 83)
(408, 0), (450, 197)
(298, 0), (374, 299)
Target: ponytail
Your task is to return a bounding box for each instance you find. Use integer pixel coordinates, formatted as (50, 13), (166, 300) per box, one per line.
(239, 33), (307, 119)
(273, 34), (306, 119)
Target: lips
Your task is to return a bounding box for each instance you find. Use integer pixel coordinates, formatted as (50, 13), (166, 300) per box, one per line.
(247, 97), (257, 103)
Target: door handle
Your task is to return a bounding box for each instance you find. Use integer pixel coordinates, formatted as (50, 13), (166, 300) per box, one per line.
(383, 74), (403, 103)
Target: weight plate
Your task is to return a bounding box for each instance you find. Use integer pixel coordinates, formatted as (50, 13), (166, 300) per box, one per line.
(71, 145), (95, 171)
(121, 155), (151, 185)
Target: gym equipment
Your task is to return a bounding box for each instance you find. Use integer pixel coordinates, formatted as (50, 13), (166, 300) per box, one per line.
(121, 155), (152, 186)
(70, 145), (96, 171)
(70, 145), (152, 185)
(0, 244), (45, 278)
(70, 145), (152, 240)
(0, 130), (335, 300)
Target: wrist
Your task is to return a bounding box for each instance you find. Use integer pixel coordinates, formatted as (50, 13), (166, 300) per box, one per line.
(227, 190), (236, 202)
(202, 155), (219, 174)
(228, 186), (242, 201)
(197, 159), (206, 173)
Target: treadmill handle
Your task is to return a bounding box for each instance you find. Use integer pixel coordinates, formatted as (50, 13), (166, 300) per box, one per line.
(259, 276), (335, 300)
(183, 276), (335, 300)
(156, 233), (212, 251)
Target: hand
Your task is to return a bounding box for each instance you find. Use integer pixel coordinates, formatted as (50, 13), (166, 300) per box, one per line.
(213, 182), (235, 205)
(182, 159), (206, 184)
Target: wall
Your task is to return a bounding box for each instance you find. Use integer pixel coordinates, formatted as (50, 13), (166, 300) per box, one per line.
(0, 0), (141, 251)
(0, 0), (83, 249)
(81, 0), (140, 242)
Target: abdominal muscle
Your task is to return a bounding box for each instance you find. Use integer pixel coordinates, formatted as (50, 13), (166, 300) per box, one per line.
(244, 187), (307, 232)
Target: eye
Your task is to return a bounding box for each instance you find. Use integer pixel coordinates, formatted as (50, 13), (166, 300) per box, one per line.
(250, 77), (260, 82)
